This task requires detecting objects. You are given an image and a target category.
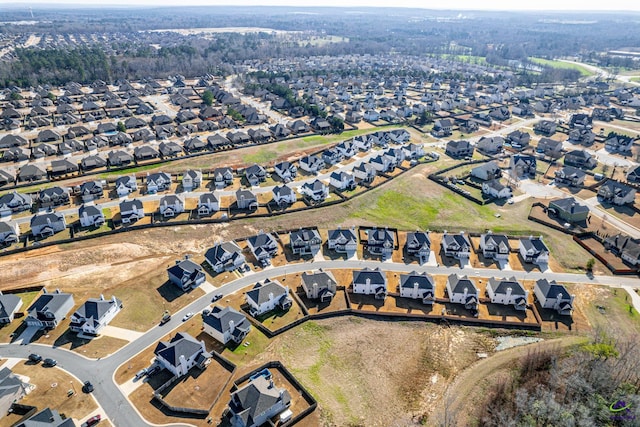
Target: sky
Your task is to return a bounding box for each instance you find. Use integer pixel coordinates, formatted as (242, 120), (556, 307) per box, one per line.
(8, 0), (640, 12)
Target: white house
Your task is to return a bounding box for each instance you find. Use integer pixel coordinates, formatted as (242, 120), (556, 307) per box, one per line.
(480, 232), (510, 260)
(167, 255), (206, 291)
(24, 289), (74, 329)
(0, 221), (19, 246)
(227, 375), (291, 427)
(0, 292), (23, 324)
(245, 279), (292, 317)
(327, 227), (358, 253)
(197, 193), (219, 216)
(202, 306), (251, 345)
(30, 212), (66, 238)
(519, 236), (550, 266)
(352, 267), (387, 300)
(273, 161), (297, 183)
(159, 194), (185, 218)
(534, 279), (574, 315)
(301, 270), (337, 302)
(352, 162), (376, 182)
(79, 204), (105, 228)
(486, 277), (529, 311)
(299, 180), (329, 202)
(119, 199), (144, 223)
(204, 241), (245, 273)
(330, 171), (356, 191)
(69, 295), (122, 335)
(154, 332), (210, 377)
(182, 170), (202, 192)
(114, 175), (137, 197)
(471, 161), (501, 181)
(298, 155), (324, 174)
(399, 271), (435, 304)
(441, 231), (471, 259)
(482, 180), (512, 199)
(445, 274), (479, 311)
(272, 185), (296, 206)
(146, 172), (172, 194)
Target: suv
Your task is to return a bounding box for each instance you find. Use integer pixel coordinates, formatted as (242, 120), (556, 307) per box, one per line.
(85, 414), (101, 426)
(28, 354), (42, 363)
(43, 358), (57, 367)
(82, 381), (94, 393)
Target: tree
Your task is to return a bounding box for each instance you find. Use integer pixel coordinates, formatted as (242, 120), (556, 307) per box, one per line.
(116, 121), (126, 133)
(202, 90), (214, 106)
(328, 115), (344, 133)
(9, 92), (22, 100)
(586, 258), (595, 271)
(46, 92), (56, 102)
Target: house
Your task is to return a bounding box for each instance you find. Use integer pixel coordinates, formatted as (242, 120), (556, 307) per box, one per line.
(604, 134), (634, 154)
(236, 189), (258, 210)
(134, 145), (160, 161)
(489, 106), (511, 121)
(569, 113), (592, 130)
(0, 221), (19, 246)
(432, 119), (453, 137)
(445, 140), (474, 158)
(247, 232), (279, 266)
(534, 120), (556, 136)
(78, 180), (104, 202)
(480, 232), (510, 260)
(366, 227), (395, 259)
(0, 292), (23, 323)
(272, 185), (296, 206)
(30, 212), (66, 238)
(79, 204), (105, 228)
(24, 289), (74, 329)
(482, 179), (512, 199)
(248, 128), (271, 143)
(441, 231), (471, 259)
(0, 366), (31, 417)
(457, 118), (480, 134)
(476, 136), (504, 155)
(322, 148), (342, 166)
(352, 162), (376, 182)
(471, 161), (502, 181)
(273, 161), (297, 183)
(159, 194), (185, 218)
(604, 234), (640, 267)
(534, 279), (574, 315)
(299, 180), (329, 202)
(399, 271), (435, 304)
(549, 198), (589, 224)
(352, 267), (387, 299)
(244, 164), (267, 186)
(289, 228), (322, 256)
(299, 155), (324, 174)
(506, 130), (530, 150)
(554, 166), (586, 187)
(536, 138), (563, 158)
(564, 150), (596, 169)
(182, 170), (202, 192)
(446, 274), (479, 310)
(384, 148), (406, 167)
(568, 129), (596, 146)
(512, 103), (534, 117)
(301, 270), (337, 302)
(519, 236), (550, 265)
(205, 241), (245, 273)
(402, 143), (425, 160)
(119, 199), (144, 224)
(486, 277), (529, 310)
(213, 167), (234, 188)
(245, 279), (292, 317)
(597, 180), (636, 206)
(69, 295), (122, 335)
(197, 193), (219, 216)
(50, 159), (79, 176)
(327, 227), (358, 254)
(509, 154), (537, 179)
(146, 172), (172, 194)
(167, 255), (206, 291)
(351, 135), (372, 151)
(226, 373), (291, 427)
(154, 332), (210, 377)
(0, 169), (14, 187)
(115, 175), (137, 197)
(18, 164), (47, 182)
(330, 171), (356, 191)
(108, 150), (134, 167)
(405, 231), (431, 263)
(336, 141), (357, 159)
(0, 192), (32, 216)
(80, 155), (107, 171)
(287, 119), (309, 134)
(207, 133), (231, 149)
(627, 165), (640, 184)
(203, 306), (251, 345)
(13, 408), (74, 427)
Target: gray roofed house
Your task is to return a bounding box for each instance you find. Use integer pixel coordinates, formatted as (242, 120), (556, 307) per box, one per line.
(564, 150), (596, 169)
(509, 154), (537, 179)
(49, 159), (78, 176)
(203, 305), (250, 345)
(445, 140), (474, 158)
(548, 197), (589, 223)
(204, 241), (245, 273)
(247, 232), (279, 266)
(405, 231), (431, 263)
(2, 146), (29, 162)
(446, 274), (479, 310)
(0, 221), (19, 246)
(25, 289), (74, 329)
(366, 227), (395, 259)
(154, 332), (210, 377)
(604, 234), (640, 267)
(627, 165), (640, 184)
(108, 150), (134, 167)
(159, 194), (185, 218)
(329, 171), (356, 191)
(0, 134), (27, 149)
(519, 236), (550, 266)
(197, 192), (219, 216)
(476, 136), (504, 155)
(480, 232), (510, 260)
(352, 267), (387, 299)
(299, 179), (329, 202)
(289, 228), (322, 256)
(134, 145), (160, 161)
(471, 161), (502, 181)
(245, 279), (292, 317)
(301, 270), (337, 302)
(17, 164), (47, 182)
(0, 191), (32, 216)
(30, 212), (66, 238)
(273, 161), (297, 183)
(115, 175), (137, 197)
(158, 141), (183, 158)
(79, 204), (105, 228)
(441, 231), (471, 259)
(536, 137), (563, 158)
(236, 189), (258, 211)
(227, 374), (291, 427)
(486, 277), (529, 310)
(119, 198), (144, 223)
(81, 154), (107, 171)
(0, 169), (15, 187)
(554, 166), (586, 187)
(78, 180), (104, 202)
(183, 136), (209, 153)
(146, 172), (172, 194)
(534, 279), (574, 315)
(167, 255), (206, 291)
(399, 271), (435, 304)
(69, 295), (122, 335)
(272, 184), (296, 206)
(0, 367), (31, 417)
(299, 155), (324, 174)
(244, 164), (266, 186)
(0, 292), (23, 323)
(14, 407), (75, 427)
(506, 130), (530, 149)
(327, 227), (358, 254)
(597, 180), (636, 206)
(213, 167), (234, 188)
(36, 129), (61, 143)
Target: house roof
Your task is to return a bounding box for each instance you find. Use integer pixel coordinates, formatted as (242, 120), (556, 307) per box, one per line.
(79, 204), (102, 217)
(167, 258), (202, 279)
(203, 306), (250, 334)
(353, 267), (386, 285)
(442, 233), (471, 250)
(549, 197), (589, 215)
(520, 237), (549, 253)
(406, 231), (431, 249)
(119, 199), (143, 211)
(535, 279), (572, 300)
(487, 277), (526, 296)
(290, 228), (321, 244)
(28, 291), (73, 317)
(247, 232), (277, 250)
(0, 294), (22, 319)
(229, 375), (291, 427)
(481, 233), (510, 250)
(328, 228), (357, 242)
(246, 279), (287, 305)
(205, 241), (243, 264)
(30, 212), (65, 227)
(273, 185), (294, 198)
(154, 332), (204, 368)
(301, 270), (337, 290)
(199, 192), (218, 204)
(399, 271), (434, 290)
(447, 274), (478, 295)
(73, 296), (121, 321)
(15, 407), (75, 427)
(236, 189), (257, 201)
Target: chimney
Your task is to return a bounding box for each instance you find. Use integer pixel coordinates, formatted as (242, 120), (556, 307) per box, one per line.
(43, 288), (48, 294)
(557, 292), (564, 301)
(268, 292), (274, 301)
(228, 320), (235, 332)
(506, 287), (512, 300)
(55, 289), (61, 294)
(100, 294), (104, 301)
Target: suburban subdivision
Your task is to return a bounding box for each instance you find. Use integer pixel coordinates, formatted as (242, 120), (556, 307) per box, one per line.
(1, 4), (640, 427)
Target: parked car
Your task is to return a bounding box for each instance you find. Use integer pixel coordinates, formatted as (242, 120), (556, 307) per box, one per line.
(28, 353), (42, 363)
(43, 358), (57, 367)
(135, 368), (147, 380)
(82, 381), (94, 393)
(182, 312), (194, 321)
(212, 293), (223, 302)
(85, 414), (101, 426)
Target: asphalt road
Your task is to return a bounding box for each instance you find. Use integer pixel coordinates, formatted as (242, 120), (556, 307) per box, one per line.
(1, 258), (638, 426)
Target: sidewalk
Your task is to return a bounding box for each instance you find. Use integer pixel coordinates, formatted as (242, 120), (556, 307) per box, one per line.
(100, 326), (144, 342)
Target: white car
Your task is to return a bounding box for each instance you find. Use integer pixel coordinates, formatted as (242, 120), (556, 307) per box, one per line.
(182, 312), (194, 321)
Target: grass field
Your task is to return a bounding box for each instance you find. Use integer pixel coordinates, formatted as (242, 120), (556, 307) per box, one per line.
(529, 57), (594, 77)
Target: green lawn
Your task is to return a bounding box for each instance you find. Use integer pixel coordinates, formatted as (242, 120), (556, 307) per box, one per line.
(529, 57), (594, 77)
(438, 54), (488, 65)
(98, 163), (165, 178)
(630, 77), (640, 83)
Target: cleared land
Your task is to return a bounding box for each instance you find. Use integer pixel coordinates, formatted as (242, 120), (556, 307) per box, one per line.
(529, 57), (594, 76)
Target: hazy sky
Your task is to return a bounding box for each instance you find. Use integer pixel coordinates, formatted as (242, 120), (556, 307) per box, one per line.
(12, 0), (640, 11)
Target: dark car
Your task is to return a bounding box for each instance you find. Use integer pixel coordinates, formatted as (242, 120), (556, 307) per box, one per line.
(42, 358), (57, 367)
(82, 381), (94, 393)
(85, 414), (101, 426)
(28, 353), (42, 363)
(212, 293), (223, 302)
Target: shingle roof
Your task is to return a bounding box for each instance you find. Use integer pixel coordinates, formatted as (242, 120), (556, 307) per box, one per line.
(353, 267), (386, 285)
(399, 272), (434, 290)
(203, 306), (249, 334)
(246, 280), (287, 305)
(154, 332), (203, 368)
(447, 274), (478, 296)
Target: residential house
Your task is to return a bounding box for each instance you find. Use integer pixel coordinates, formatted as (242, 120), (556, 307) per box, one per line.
(79, 204), (105, 228)
(569, 113), (592, 130)
(509, 154), (537, 179)
(167, 255), (206, 291)
(115, 175), (137, 197)
(322, 148), (342, 166)
(548, 197), (589, 223)
(244, 164), (267, 186)
(405, 231), (431, 263)
(119, 199), (144, 223)
(480, 232), (510, 260)
(441, 231), (471, 259)
(384, 147), (406, 167)
(604, 234), (640, 267)
(534, 120), (556, 136)
(486, 277), (529, 310)
(402, 143), (425, 160)
(182, 170), (202, 192)
(0, 292), (23, 323)
(236, 189), (258, 210)
(519, 236), (550, 265)
(369, 154), (392, 173)
(204, 241), (245, 273)
(245, 279), (292, 317)
(154, 332), (210, 377)
(352, 267), (387, 299)
(446, 274), (479, 310)
(78, 180), (104, 202)
(18, 164), (47, 182)
(197, 193), (219, 216)
(366, 227), (395, 259)
(50, 159), (79, 176)
(564, 150), (596, 169)
(300, 180), (329, 202)
(24, 289), (74, 329)
(604, 134), (634, 154)
(352, 162), (376, 182)
(0, 221), (19, 246)
(457, 118), (480, 134)
(247, 232), (279, 266)
(30, 212), (66, 238)
(301, 270), (337, 302)
(287, 119), (309, 134)
(399, 272), (435, 304)
(273, 161), (297, 183)
(108, 150), (134, 167)
(226, 374), (291, 427)
(299, 155), (324, 174)
(69, 295), (122, 335)
(327, 227), (358, 254)
(213, 167), (234, 189)
(207, 133), (231, 149)
(432, 119), (453, 137)
(289, 228), (322, 256)
(336, 140), (356, 158)
(133, 145), (160, 161)
(0, 192), (32, 216)
(330, 171), (356, 191)
(159, 194), (185, 218)
(627, 165), (640, 184)
(14, 408), (74, 427)
(536, 138), (563, 158)
(471, 161), (502, 181)
(554, 166), (586, 187)
(489, 106), (511, 121)
(272, 185), (296, 206)
(203, 306), (251, 345)
(351, 135), (372, 151)
(534, 279), (574, 315)
(482, 179), (512, 199)
(568, 129), (596, 146)
(506, 130), (530, 150)
(445, 140), (474, 158)
(476, 136), (504, 155)
(0, 367), (31, 416)
(597, 180), (636, 206)
(146, 172), (172, 194)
